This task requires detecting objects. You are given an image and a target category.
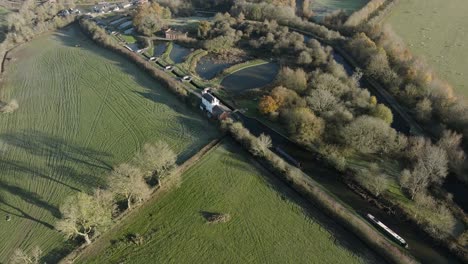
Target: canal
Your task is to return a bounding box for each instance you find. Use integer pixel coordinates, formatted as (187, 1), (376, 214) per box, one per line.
(203, 49), (463, 264)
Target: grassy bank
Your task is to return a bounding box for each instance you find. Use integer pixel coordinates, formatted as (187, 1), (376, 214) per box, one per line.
(387, 0), (468, 97)
(311, 0), (369, 18)
(0, 24), (219, 262)
(212, 59), (268, 84)
(76, 139), (368, 263)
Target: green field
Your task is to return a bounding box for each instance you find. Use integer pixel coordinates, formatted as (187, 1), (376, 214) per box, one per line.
(312, 0), (369, 17)
(0, 6), (10, 41)
(0, 24), (219, 262)
(387, 0), (468, 97)
(77, 140), (368, 263)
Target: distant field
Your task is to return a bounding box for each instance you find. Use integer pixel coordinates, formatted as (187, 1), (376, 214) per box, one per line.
(387, 0), (468, 98)
(0, 5), (10, 41)
(0, 24), (219, 262)
(77, 140), (369, 264)
(312, 0), (369, 18)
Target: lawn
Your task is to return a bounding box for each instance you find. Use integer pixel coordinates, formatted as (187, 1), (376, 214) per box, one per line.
(0, 24), (219, 262)
(120, 34), (136, 44)
(311, 0), (369, 18)
(77, 139), (370, 264)
(386, 0), (468, 98)
(0, 6), (10, 41)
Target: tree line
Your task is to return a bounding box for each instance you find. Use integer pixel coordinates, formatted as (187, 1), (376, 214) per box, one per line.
(55, 142), (176, 245)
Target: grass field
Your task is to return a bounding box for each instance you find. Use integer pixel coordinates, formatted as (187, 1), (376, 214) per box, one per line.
(312, 0), (369, 17)
(77, 140), (371, 264)
(387, 0), (468, 97)
(0, 6), (10, 41)
(0, 24), (219, 262)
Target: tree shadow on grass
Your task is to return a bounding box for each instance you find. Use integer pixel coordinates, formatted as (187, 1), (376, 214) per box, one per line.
(0, 179), (60, 218)
(1, 130), (113, 171)
(0, 194), (54, 230)
(0, 130), (113, 228)
(0, 158), (81, 192)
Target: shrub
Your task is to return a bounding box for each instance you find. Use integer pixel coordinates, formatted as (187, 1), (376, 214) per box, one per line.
(0, 99), (19, 113)
(258, 95), (279, 115)
(355, 164), (389, 197)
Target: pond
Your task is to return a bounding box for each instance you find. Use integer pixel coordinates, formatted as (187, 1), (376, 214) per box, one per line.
(153, 42), (167, 57)
(196, 55), (233, 80)
(169, 44), (192, 64)
(220, 62), (280, 93)
(118, 20), (133, 30)
(127, 43), (139, 51)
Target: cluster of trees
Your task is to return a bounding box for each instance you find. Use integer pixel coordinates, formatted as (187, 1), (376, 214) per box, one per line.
(345, 25), (468, 182)
(259, 65), (395, 153)
(0, 0), (76, 74)
(199, 13), (240, 52)
(256, 65), (458, 237)
(200, 13), (333, 68)
(231, 0), (343, 40)
(5, 0), (75, 43)
(133, 2), (171, 36)
(56, 142), (176, 245)
(155, 0), (193, 16)
(246, 20), (333, 67)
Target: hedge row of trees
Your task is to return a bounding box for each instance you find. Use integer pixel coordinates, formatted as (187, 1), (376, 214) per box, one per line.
(55, 142), (177, 245)
(221, 119), (418, 264)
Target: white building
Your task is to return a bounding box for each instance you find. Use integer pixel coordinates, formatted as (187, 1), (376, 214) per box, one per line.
(200, 90), (219, 114)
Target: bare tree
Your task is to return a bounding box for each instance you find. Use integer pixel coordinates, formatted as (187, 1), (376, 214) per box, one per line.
(342, 116), (399, 154)
(109, 163), (151, 209)
(400, 139), (448, 199)
(56, 191), (112, 244)
(276, 67), (308, 94)
(10, 246), (42, 264)
(251, 133), (272, 157)
(306, 89), (339, 114)
(437, 130), (466, 176)
(133, 142), (177, 185)
(355, 164), (389, 197)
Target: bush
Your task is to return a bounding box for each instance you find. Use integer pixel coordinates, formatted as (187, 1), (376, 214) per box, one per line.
(354, 164), (389, 197)
(0, 99), (19, 113)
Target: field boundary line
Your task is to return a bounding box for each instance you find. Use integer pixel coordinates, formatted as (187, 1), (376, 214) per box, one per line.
(59, 135), (225, 263)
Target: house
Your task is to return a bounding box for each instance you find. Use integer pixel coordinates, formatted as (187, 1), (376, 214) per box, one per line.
(164, 28), (188, 40)
(200, 89), (219, 115)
